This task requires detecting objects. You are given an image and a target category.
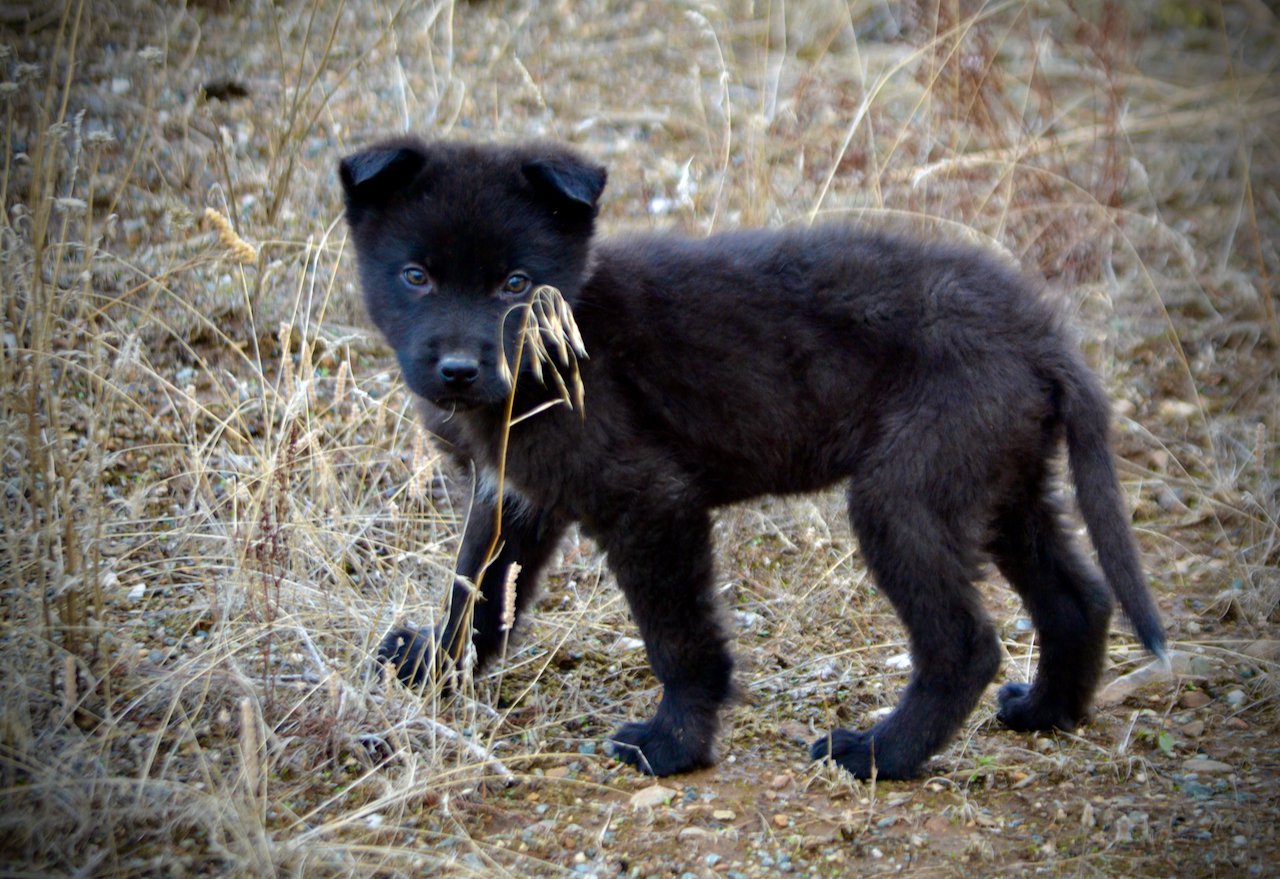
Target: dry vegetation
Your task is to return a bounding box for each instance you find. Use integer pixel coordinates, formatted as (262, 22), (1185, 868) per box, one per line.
(1, 0), (1277, 876)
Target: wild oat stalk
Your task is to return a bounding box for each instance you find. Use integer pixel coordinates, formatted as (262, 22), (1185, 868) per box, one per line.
(447, 286), (587, 670)
(498, 284), (588, 421)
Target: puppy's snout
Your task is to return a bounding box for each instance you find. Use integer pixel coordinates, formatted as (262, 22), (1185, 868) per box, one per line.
(438, 354), (481, 388)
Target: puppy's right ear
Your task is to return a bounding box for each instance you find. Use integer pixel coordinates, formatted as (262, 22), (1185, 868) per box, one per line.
(339, 143), (426, 222)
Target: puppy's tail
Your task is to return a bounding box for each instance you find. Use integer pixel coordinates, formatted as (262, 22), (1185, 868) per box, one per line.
(1059, 359), (1167, 661)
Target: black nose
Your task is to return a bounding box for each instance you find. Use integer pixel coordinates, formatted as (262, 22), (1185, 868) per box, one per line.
(438, 355), (480, 388)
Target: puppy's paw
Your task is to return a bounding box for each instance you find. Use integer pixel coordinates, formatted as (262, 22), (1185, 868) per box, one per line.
(608, 716), (715, 777)
(376, 625), (436, 688)
(810, 728), (920, 781)
(996, 681), (1081, 732)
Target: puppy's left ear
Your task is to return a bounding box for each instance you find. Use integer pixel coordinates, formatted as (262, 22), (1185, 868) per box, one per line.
(339, 142), (427, 222)
(523, 152), (607, 217)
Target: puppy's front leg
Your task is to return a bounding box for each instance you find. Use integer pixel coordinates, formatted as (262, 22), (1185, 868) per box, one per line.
(602, 509), (734, 776)
(379, 487), (565, 687)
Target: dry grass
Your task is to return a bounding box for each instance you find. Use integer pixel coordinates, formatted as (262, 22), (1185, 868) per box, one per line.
(1, 0), (1276, 876)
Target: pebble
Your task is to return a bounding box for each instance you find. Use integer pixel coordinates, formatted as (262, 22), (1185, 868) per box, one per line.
(1225, 689), (1246, 707)
(712, 809), (736, 821)
(1097, 657), (1170, 705)
(1114, 814), (1135, 843)
(1181, 779), (1215, 800)
(1183, 756), (1233, 775)
(630, 785), (676, 809)
(1179, 690), (1211, 709)
(772, 813), (789, 828)
(1242, 640), (1280, 661)
(1181, 720), (1206, 737)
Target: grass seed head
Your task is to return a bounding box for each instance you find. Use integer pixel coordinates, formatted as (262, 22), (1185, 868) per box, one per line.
(203, 206), (258, 264)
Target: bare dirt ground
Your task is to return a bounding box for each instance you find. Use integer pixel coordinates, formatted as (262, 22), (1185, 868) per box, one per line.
(1, 1), (1277, 876)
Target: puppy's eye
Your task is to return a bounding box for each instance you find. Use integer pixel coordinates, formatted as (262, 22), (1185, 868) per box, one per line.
(401, 265), (432, 290)
(501, 272), (533, 298)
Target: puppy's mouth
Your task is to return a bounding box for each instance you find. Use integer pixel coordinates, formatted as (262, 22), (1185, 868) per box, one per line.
(430, 395), (484, 412)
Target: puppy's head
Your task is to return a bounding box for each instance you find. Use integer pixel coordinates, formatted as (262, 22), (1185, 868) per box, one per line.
(339, 138), (606, 410)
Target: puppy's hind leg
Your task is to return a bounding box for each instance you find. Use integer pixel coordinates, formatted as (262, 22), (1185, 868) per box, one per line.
(602, 509), (734, 776)
(811, 487), (1001, 780)
(989, 484), (1113, 731)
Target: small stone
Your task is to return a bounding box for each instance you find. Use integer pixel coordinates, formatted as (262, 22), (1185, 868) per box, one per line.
(630, 784), (676, 809)
(1242, 640), (1280, 662)
(1181, 720), (1206, 737)
(1182, 779), (1214, 799)
(1097, 656), (1174, 705)
(1081, 802), (1095, 829)
(545, 765), (571, 780)
(1158, 400), (1198, 420)
(1226, 717), (1249, 730)
(1190, 657), (1215, 676)
(1114, 814), (1134, 843)
(773, 813), (789, 828)
(1179, 690), (1211, 709)
(779, 721), (810, 742)
(769, 772), (793, 790)
(885, 652), (912, 670)
(1034, 737), (1055, 753)
(1225, 689), (1246, 707)
(1233, 835), (1248, 846)
(1183, 756), (1233, 775)
(712, 809), (736, 821)
(126, 582), (146, 602)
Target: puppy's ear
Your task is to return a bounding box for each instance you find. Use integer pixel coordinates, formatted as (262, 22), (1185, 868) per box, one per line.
(522, 153), (607, 217)
(339, 143), (426, 220)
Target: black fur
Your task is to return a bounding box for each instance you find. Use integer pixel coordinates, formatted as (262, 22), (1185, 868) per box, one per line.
(340, 137), (1165, 781)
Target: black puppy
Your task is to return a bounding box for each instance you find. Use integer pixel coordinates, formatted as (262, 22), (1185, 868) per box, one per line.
(339, 138), (1165, 780)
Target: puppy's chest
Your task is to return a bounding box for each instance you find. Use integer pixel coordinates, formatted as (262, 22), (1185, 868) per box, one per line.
(454, 409), (586, 505)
